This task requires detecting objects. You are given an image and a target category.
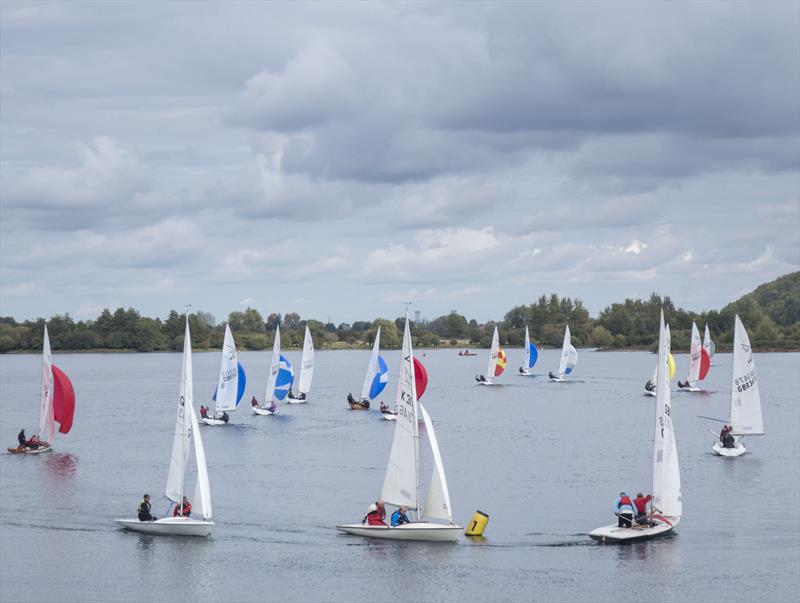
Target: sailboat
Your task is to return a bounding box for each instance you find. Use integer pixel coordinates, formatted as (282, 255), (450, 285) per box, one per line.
(382, 357), (428, 421)
(337, 318), (461, 542)
(116, 317), (214, 537)
(202, 324), (246, 425)
(590, 311), (681, 543)
(476, 326), (504, 385)
(518, 326), (539, 376)
(711, 315), (763, 457)
(549, 325), (578, 382)
(253, 325), (286, 415)
(288, 326), (314, 404)
(348, 326), (388, 410)
(677, 322), (704, 392)
(8, 325), (75, 454)
(644, 351), (675, 396)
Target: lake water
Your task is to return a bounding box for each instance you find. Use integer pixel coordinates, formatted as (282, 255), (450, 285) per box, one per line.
(1, 347), (798, 602)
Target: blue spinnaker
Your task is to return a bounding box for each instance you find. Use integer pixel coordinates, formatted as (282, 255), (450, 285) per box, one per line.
(528, 343), (538, 368)
(274, 354), (294, 401)
(212, 361), (247, 407)
(369, 355), (389, 400)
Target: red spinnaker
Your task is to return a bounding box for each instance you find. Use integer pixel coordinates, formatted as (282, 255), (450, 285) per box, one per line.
(414, 357), (428, 400)
(52, 365), (75, 434)
(698, 348), (711, 380)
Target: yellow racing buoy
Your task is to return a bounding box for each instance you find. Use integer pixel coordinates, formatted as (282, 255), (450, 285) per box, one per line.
(465, 510), (489, 536)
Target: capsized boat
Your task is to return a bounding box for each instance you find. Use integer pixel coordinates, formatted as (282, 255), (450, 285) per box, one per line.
(476, 326), (504, 385)
(116, 317), (214, 536)
(590, 311), (681, 543)
(288, 326), (314, 404)
(253, 325), (286, 415)
(518, 326), (539, 376)
(202, 324), (246, 425)
(7, 325), (75, 454)
(712, 315), (763, 457)
(349, 327), (388, 409)
(337, 317), (461, 541)
(549, 325), (577, 382)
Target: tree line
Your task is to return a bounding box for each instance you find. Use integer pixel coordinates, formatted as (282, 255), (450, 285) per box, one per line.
(1, 272), (797, 353)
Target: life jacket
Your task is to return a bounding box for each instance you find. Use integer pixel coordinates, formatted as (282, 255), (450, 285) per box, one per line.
(618, 495), (634, 512)
(633, 497), (648, 514)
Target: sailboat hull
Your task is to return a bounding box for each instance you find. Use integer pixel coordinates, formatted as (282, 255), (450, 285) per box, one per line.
(6, 445), (51, 455)
(712, 442), (746, 457)
(252, 407), (276, 416)
(589, 516), (679, 543)
(517, 371), (533, 377)
(286, 398), (308, 404)
(115, 517), (214, 537)
(549, 377), (565, 382)
(476, 380), (494, 386)
(336, 522), (461, 542)
(382, 412), (397, 421)
(643, 390), (656, 397)
(201, 418), (228, 426)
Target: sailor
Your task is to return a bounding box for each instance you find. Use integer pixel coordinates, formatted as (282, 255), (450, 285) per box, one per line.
(380, 402), (389, 413)
(27, 434), (42, 449)
(199, 405), (208, 419)
(137, 494), (156, 521)
(296, 392), (306, 401)
(267, 400), (277, 413)
(721, 425), (736, 448)
(519, 367), (526, 374)
(548, 371), (557, 380)
(614, 492), (636, 528)
(475, 374), (486, 383)
(17, 429), (27, 449)
(220, 411), (229, 423)
(633, 493), (652, 525)
(347, 392), (356, 405)
(391, 506), (410, 526)
(677, 380), (688, 389)
(172, 496), (192, 518)
(644, 380), (656, 392)
(251, 396), (259, 408)
(363, 500), (387, 526)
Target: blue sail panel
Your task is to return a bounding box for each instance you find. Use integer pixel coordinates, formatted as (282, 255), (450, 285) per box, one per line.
(528, 343), (538, 368)
(274, 354), (294, 401)
(369, 355), (389, 399)
(212, 361), (247, 406)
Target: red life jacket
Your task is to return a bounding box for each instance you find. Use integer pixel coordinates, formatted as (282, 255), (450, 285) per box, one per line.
(619, 495), (633, 511)
(634, 497), (648, 514)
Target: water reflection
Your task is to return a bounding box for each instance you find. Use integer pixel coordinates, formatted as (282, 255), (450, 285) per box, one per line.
(44, 452), (78, 478)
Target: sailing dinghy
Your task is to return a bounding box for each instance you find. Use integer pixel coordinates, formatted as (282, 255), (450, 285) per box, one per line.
(202, 324), (246, 425)
(337, 318), (461, 542)
(253, 325), (287, 415)
(518, 326), (538, 376)
(288, 326), (314, 403)
(8, 325), (75, 454)
(711, 315), (763, 457)
(676, 322), (706, 392)
(590, 311), (682, 543)
(549, 326), (577, 382)
(476, 326), (504, 385)
(116, 317), (214, 537)
(349, 327), (388, 409)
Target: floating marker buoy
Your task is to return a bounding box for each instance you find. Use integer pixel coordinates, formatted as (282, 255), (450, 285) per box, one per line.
(465, 510), (489, 536)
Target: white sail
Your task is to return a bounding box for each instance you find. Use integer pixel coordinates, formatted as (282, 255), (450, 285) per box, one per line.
(523, 326), (531, 370)
(298, 326), (314, 394)
(652, 317), (682, 518)
(360, 327), (382, 401)
(214, 324), (239, 413)
(38, 325), (55, 443)
(166, 318), (193, 505)
(380, 319), (419, 510)
(265, 325), (281, 404)
(420, 403), (453, 524)
(557, 325), (571, 377)
(703, 324), (712, 358)
(730, 315), (764, 436)
(189, 399), (213, 520)
(566, 345), (578, 374)
(485, 326), (499, 379)
(686, 322), (702, 384)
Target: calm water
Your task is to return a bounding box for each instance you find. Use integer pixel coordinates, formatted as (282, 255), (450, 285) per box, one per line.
(1, 347), (798, 602)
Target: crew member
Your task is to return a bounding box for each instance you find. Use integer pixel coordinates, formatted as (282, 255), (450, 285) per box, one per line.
(138, 494), (156, 521)
(614, 492), (636, 528)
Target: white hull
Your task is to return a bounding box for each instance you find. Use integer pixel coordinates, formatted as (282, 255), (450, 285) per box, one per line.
(477, 380), (494, 386)
(336, 522), (461, 542)
(678, 387), (702, 393)
(115, 516), (214, 537)
(517, 371), (533, 377)
(549, 377), (565, 382)
(286, 398), (308, 404)
(643, 390), (656, 397)
(252, 407), (276, 416)
(712, 441), (746, 457)
(201, 418), (227, 426)
(7, 445), (52, 455)
(382, 413), (397, 421)
(589, 516), (679, 543)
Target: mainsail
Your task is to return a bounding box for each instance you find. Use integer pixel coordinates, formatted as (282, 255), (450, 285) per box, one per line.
(486, 326), (500, 379)
(298, 326), (315, 394)
(213, 324), (241, 413)
(166, 318), (194, 506)
(557, 326), (577, 377)
(686, 322), (702, 385)
(264, 325), (281, 405)
(730, 315), (763, 436)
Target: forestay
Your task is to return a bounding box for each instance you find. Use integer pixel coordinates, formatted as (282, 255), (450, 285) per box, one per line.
(298, 326), (315, 394)
(380, 320), (419, 511)
(214, 324), (240, 413)
(652, 315), (682, 518)
(420, 403), (453, 524)
(730, 315), (763, 436)
(486, 326), (500, 379)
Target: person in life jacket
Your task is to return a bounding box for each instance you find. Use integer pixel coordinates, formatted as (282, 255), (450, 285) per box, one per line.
(391, 506), (410, 526)
(645, 380), (656, 392)
(251, 396), (259, 408)
(173, 496), (192, 518)
(614, 492), (636, 527)
(27, 434), (43, 449)
(548, 371), (557, 380)
(720, 425), (736, 448)
(363, 500), (387, 526)
(138, 494), (156, 521)
(633, 493), (653, 525)
(199, 405), (208, 419)
(17, 429), (27, 449)
(475, 374), (487, 383)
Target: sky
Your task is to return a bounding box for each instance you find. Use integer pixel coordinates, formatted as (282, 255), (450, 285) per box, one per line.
(1, 1), (798, 325)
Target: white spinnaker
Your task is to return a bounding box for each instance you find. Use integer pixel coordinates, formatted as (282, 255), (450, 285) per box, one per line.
(39, 325), (55, 443)
(215, 324), (239, 413)
(703, 324), (712, 358)
(523, 326), (531, 370)
(420, 403), (453, 524)
(265, 325), (281, 404)
(189, 399), (213, 520)
(687, 322), (702, 384)
(380, 320), (419, 510)
(166, 318), (193, 505)
(360, 327), (381, 400)
(557, 326), (571, 377)
(298, 326), (314, 394)
(730, 315), (764, 436)
(652, 317), (682, 518)
(485, 326), (499, 379)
